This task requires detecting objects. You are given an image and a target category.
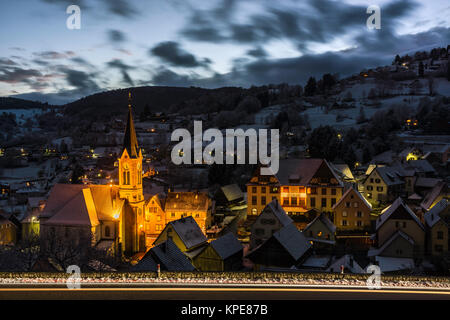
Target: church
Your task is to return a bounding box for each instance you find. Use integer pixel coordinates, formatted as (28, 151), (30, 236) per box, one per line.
(39, 94), (212, 258)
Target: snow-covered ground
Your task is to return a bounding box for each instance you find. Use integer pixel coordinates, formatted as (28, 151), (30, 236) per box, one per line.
(0, 108), (44, 125)
(0, 274), (449, 289)
(0, 159), (56, 181)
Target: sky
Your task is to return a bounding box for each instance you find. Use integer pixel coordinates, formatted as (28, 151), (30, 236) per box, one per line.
(0, 0), (449, 105)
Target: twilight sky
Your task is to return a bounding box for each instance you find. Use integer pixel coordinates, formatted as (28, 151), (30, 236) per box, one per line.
(0, 0), (449, 104)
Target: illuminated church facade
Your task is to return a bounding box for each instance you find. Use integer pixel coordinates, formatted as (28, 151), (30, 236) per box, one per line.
(39, 94), (212, 258)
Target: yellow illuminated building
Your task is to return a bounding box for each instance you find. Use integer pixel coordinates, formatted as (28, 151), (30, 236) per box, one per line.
(247, 159), (344, 216)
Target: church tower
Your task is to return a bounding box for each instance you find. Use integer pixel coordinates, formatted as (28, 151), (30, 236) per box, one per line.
(119, 92), (145, 254)
(119, 92), (144, 203)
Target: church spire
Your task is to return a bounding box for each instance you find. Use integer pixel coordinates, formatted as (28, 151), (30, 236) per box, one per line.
(123, 91), (140, 158)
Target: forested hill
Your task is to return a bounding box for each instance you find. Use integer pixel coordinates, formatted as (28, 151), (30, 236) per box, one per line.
(0, 97), (55, 110)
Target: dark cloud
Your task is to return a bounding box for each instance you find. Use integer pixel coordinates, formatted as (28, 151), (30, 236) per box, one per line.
(107, 59), (134, 86)
(107, 29), (127, 43)
(101, 0), (137, 18)
(0, 67), (42, 84)
(179, 0), (418, 54)
(246, 47), (268, 58)
(150, 41), (211, 68)
(32, 59), (50, 66)
(33, 51), (75, 59)
(58, 67), (100, 95)
(41, 0), (137, 18)
(0, 58), (18, 66)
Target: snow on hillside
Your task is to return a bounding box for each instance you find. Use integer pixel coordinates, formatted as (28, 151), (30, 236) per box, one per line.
(1, 108), (44, 125)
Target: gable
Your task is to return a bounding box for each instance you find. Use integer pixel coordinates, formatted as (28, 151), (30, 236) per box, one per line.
(309, 160), (340, 185)
(390, 205), (415, 221)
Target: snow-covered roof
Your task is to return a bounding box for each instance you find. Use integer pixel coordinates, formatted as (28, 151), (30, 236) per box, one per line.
(376, 197), (424, 231)
(301, 255), (331, 268)
(376, 197), (425, 230)
(259, 199), (293, 228)
(375, 256), (414, 273)
(424, 199), (449, 228)
(421, 181), (446, 210)
(272, 224), (312, 262)
(368, 230), (414, 257)
(304, 212), (336, 234)
(133, 238), (195, 272)
(333, 187), (372, 210)
(327, 254), (365, 274)
(169, 216), (207, 250)
(210, 232), (243, 260)
(220, 184), (244, 202)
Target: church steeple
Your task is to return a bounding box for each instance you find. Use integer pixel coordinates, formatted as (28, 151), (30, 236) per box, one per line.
(123, 92), (140, 158)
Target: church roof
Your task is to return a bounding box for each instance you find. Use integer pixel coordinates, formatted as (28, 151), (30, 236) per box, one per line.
(40, 184), (122, 227)
(44, 188), (100, 227)
(123, 93), (140, 158)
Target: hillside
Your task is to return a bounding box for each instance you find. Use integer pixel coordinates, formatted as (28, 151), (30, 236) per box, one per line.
(62, 86), (247, 117)
(0, 97), (55, 110)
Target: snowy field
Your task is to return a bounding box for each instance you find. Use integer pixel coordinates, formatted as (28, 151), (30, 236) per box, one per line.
(0, 108), (45, 125)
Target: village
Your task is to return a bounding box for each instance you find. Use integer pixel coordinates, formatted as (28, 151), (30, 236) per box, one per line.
(0, 46), (449, 278)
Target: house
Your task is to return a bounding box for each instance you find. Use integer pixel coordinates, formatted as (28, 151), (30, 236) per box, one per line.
(246, 223), (312, 269)
(162, 191), (213, 234)
(368, 230), (416, 258)
(153, 216), (207, 257)
(303, 213), (336, 246)
(424, 199), (450, 256)
(362, 166), (404, 206)
(250, 199), (293, 248)
(373, 197), (425, 258)
(193, 232), (243, 271)
(247, 159), (344, 217)
(132, 238), (195, 272)
(332, 188), (372, 232)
